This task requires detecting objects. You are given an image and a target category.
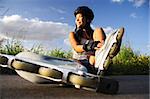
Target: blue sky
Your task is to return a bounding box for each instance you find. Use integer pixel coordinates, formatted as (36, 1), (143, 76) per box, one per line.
(0, 0), (149, 55)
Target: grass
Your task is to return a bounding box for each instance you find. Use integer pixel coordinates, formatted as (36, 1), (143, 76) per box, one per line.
(0, 40), (149, 75)
(106, 44), (149, 75)
(48, 48), (73, 59)
(0, 40), (24, 55)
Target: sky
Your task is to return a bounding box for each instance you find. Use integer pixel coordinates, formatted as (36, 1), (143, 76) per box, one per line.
(0, 0), (149, 55)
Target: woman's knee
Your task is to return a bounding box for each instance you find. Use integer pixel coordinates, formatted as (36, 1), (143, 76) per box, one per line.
(89, 55), (95, 65)
(93, 28), (106, 41)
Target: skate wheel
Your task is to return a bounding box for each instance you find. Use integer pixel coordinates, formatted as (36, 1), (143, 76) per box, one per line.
(109, 43), (118, 57)
(117, 28), (124, 41)
(97, 78), (119, 94)
(68, 74), (97, 88)
(12, 60), (39, 73)
(0, 56), (8, 65)
(38, 67), (62, 79)
(75, 85), (81, 89)
(103, 57), (111, 70)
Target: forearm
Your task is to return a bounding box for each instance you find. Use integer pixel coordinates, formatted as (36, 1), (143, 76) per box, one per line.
(69, 32), (85, 53)
(73, 45), (84, 53)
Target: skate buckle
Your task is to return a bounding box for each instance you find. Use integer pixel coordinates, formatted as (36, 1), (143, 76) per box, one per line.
(77, 70), (84, 76)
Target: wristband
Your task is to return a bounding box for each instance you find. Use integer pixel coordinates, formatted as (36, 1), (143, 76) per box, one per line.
(83, 40), (100, 52)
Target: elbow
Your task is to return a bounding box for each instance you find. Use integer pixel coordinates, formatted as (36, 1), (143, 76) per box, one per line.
(73, 45), (84, 53)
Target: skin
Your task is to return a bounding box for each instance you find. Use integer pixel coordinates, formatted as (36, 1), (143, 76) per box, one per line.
(69, 13), (106, 66)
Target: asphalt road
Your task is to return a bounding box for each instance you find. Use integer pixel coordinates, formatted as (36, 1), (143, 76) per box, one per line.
(0, 75), (149, 99)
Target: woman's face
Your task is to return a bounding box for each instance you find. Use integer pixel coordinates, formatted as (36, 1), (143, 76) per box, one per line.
(75, 13), (86, 28)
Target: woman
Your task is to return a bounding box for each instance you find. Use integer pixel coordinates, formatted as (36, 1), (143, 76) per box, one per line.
(69, 6), (106, 73)
(69, 6), (124, 74)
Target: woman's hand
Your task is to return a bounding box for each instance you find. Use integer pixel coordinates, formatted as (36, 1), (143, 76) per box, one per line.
(95, 40), (104, 50)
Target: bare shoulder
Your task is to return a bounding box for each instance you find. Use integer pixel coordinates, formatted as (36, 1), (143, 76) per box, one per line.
(69, 31), (75, 37)
(94, 27), (104, 32)
(69, 31), (75, 34)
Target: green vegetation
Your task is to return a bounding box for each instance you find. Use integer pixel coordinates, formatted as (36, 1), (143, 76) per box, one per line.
(0, 40), (149, 75)
(106, 44), (149, 75)
(48, 48), (73, 59)
(0, 40), (24, 55)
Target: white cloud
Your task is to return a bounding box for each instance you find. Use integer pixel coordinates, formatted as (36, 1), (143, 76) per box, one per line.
(111, 0), (124, 3)
(130, 12), (138, 18)
(64, 38), (70, 46)
(60, 17), (65, 20)
(0, 15), (73, 40)
(128, 0), (146, 8)
(0, 33), (9, 44)
(147, 43), (150, 55)
(147, 44), (150, 48)
(112, 0), (146, 7)
(0, 33), (10, 40)
(49, 6), (66, 14)
(103, 26), (115, 33)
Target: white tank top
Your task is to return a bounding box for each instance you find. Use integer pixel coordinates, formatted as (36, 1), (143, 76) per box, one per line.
(72, 38), (94, 60)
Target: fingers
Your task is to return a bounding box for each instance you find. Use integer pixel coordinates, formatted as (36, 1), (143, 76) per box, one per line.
(94, 41), (104, 50)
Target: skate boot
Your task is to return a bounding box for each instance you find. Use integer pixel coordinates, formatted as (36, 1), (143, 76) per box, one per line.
(95, 27), (124, 75)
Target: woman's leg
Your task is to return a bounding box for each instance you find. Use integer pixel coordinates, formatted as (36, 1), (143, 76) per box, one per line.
(93, 28), (106, 42)
(89, 55), (95, 65)
(89, 28), (106, 66)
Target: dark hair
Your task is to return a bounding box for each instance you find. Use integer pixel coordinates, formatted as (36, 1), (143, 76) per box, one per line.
(74, 26), (94, 43)
(74, 6), (94, 23)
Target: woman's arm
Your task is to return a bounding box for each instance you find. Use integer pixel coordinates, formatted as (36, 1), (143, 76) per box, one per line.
(69, 32), (84, 53)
